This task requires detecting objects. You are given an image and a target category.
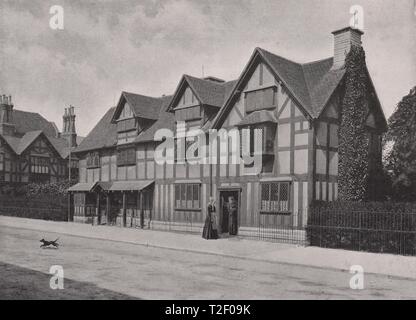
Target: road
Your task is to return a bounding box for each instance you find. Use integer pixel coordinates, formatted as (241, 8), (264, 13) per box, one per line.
(0, 225), (415, 299)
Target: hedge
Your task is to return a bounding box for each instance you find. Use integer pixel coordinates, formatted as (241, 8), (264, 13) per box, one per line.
(307, 201), (416, 256)
(0, 181), (71, 221)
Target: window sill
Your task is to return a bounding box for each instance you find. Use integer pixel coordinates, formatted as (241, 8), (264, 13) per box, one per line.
(260, 210), (291, 215)
(174, 208), (202, 212)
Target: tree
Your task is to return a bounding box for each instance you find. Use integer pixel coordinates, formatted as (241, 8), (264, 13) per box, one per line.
(384, 87), (416, 201)
(338, 46), (371, 201)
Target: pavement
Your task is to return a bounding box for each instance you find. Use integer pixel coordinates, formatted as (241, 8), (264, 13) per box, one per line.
(1, 216), (416, 280)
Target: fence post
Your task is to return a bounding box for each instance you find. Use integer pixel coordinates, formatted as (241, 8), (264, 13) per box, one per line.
(319, 207), (322, 248)
(359, 211), (361, 252)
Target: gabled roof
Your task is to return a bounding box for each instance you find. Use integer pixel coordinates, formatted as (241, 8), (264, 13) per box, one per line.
(258, 48), (312, 110)
(47, 136), (78, 159)
(135, 95), (174, 143)
(111, 92), (164, 122)
(0, 130), (69, 158)
(74, 107), (118, 153)
(15, 130), (43, 154)
(74, 95), (174, 153)
(13, 110), (59, 137)
(1, 135), (21, 154)
(212, 47), (347, 128)
(184, 75), (232, 108)
(167, 75), (238, 111)
(258, 48), (347, 118)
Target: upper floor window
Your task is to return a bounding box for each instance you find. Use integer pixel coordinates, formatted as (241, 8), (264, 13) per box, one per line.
(245, 87), (277, 113)
(117, 147), (136, 166)
(86, 152), (100, 168)
(30, 156), (49, 174)
(0, 153), (4, 171)
(260, 182), (290, 214)
(117, 118), (136, 133)
(240, 124), (276, 156)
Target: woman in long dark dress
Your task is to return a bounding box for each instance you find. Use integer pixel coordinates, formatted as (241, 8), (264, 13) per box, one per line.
(202, 198), (218, 239)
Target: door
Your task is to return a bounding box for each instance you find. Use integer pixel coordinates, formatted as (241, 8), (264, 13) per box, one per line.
(219, 190), (240, 235)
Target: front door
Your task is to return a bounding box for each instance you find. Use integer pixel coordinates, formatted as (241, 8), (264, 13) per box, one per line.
(219, 190), (240, 236)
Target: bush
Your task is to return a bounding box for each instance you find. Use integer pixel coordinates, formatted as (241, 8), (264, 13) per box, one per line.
(22, 180), (74, 198)
(307, 201), (416, 256)
(0, 180), (74, 221)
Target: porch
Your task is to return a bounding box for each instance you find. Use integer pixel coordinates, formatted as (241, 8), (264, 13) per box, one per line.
(68, 180), (154, 227)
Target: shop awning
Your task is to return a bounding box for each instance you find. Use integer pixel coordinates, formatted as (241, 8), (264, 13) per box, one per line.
(67, 182), (98, 192)
(109, 180), (154, 191)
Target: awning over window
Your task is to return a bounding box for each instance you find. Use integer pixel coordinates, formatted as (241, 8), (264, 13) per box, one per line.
(68, 180), (155, 192)
(108, 180), (154, 191)
(67, 182), (98, 192)
(94, 181), (113, 191)
(236, 110), (277, 127)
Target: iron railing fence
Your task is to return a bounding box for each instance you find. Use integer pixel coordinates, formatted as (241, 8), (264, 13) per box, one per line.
(307, 209), (416, 256)
(240, 211), (307, 245)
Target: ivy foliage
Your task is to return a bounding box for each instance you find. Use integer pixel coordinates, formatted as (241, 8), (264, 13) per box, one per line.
(13, 179), (76, 199)
(384, 87), (416, 201)
(338, 45), (371, 201)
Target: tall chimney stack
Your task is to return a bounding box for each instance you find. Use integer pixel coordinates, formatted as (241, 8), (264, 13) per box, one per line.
(61, 106), (77, 147)
(331, 27), (364, 69)
(0, 94), (15, 135)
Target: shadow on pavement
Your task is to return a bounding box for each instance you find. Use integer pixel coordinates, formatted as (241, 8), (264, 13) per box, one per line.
(0, 262), (138, 300)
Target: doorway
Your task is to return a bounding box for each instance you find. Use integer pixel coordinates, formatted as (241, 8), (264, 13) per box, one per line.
(219, 190), (240, 236)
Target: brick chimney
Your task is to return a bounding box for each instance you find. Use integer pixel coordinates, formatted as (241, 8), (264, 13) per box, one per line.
(332, 27), (364, 69)
(0, 95), (15, 136)
(61, 106), (77, 147)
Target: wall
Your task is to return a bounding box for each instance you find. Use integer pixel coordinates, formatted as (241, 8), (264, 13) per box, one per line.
(314, 94), (340, 202)
(218, 60), (311, 228)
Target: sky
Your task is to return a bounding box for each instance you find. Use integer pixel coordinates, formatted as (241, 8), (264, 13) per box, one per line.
(0, 0), (415, 137)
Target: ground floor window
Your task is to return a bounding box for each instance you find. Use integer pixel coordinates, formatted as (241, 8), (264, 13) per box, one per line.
(260, 182), (290, 213)
(175, 183), (200, 210)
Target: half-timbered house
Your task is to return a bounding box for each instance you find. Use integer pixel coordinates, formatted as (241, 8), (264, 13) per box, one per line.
(0, 98), (81, 193)
(70, 27), (387, 241)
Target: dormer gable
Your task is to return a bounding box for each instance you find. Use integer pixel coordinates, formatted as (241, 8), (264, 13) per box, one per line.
(117, 101), (134, 121)
(111, 92), (164, 145)
(174, 84), (200, 110)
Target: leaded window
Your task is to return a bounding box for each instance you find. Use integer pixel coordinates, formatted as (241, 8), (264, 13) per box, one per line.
(260, 182), (290, 213)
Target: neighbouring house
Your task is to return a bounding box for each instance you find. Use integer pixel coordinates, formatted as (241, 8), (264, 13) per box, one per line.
(0, 99), (82, 193)
(70, 27), (387, 241)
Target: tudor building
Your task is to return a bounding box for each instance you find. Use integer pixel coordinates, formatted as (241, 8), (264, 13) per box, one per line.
(70, 27), (386, 240)
(0, 97), (81, 192)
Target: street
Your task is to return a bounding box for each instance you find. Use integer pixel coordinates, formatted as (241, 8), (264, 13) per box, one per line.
(1, 225), (416, 299)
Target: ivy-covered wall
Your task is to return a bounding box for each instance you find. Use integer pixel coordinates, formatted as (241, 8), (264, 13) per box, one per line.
(338, 46), (371, 201)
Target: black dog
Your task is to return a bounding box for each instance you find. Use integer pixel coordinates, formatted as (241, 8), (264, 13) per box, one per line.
(40, 238), (59, 248)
